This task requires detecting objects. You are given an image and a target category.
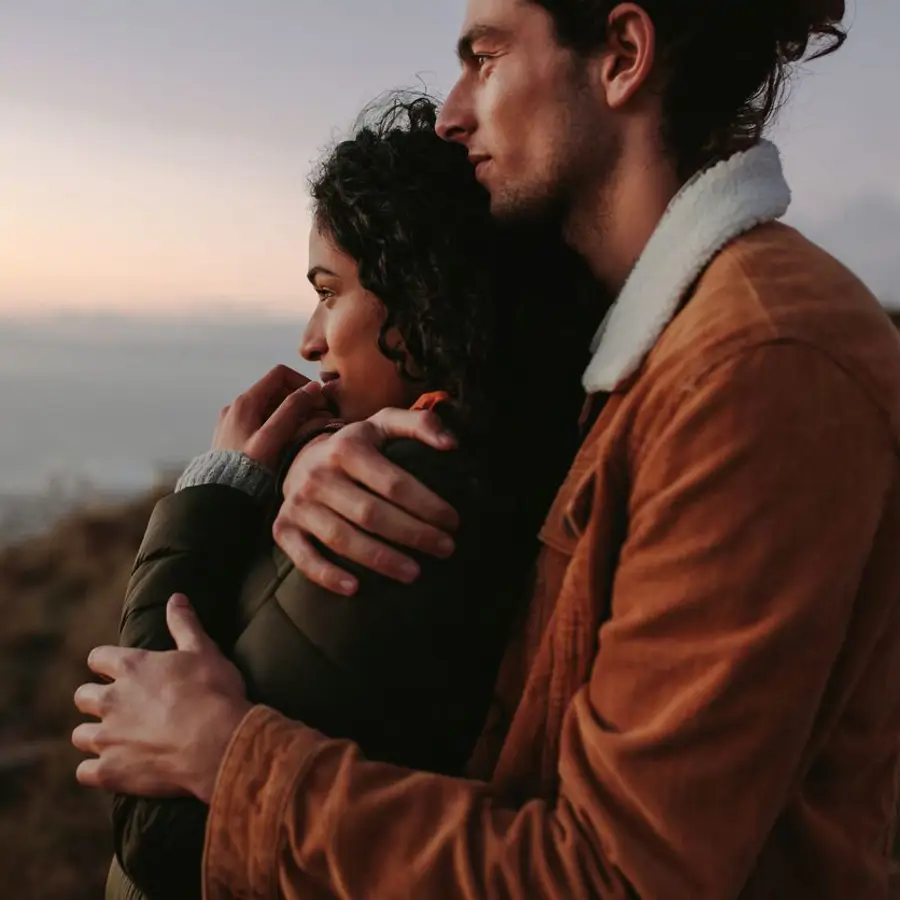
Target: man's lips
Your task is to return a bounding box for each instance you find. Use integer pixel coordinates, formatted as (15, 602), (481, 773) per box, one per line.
(469, 155), (490, 177)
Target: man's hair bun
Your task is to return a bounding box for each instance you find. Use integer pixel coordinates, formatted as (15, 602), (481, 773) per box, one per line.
(776, 0), (847, 61)
(803, 0), (845, 28)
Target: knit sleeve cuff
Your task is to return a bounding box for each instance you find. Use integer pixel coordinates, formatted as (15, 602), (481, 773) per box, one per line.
(175, 450), (274, 502)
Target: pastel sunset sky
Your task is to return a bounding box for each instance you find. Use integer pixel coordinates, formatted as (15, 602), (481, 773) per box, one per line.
(2, 0), (899, 318)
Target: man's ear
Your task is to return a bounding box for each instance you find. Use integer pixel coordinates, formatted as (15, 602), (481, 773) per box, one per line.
(591, 2), (657, 110)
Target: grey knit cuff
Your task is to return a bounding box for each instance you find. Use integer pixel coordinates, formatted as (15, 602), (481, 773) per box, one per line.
(175, 450), (274, 502)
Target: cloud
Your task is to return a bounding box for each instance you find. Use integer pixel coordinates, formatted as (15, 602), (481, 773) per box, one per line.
(791, 194), (900, 308)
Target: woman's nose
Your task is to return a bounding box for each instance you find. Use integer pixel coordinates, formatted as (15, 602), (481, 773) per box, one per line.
(299, 310), (326, 362)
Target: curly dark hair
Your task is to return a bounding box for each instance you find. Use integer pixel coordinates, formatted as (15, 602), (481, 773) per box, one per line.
(309, 94), (500, 425)
(309, 93), (595, 436)
(309, 92), (599, 546)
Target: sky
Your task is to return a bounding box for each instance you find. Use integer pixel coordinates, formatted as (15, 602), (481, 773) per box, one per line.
(1, 0), (899, 318)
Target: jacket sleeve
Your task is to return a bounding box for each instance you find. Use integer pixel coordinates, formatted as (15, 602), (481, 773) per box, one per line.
(232, 437), (507, 778)
(202, 343), (897, 900)
(112, 485), (268, 900)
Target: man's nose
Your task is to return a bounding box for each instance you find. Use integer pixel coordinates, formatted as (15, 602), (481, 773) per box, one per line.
(436, 80), (474, 144)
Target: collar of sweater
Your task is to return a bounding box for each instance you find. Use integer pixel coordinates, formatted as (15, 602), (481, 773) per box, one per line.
(582, 140), (792, 395)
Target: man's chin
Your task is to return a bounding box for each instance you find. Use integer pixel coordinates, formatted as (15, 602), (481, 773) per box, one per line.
(489, 187), (565, 230)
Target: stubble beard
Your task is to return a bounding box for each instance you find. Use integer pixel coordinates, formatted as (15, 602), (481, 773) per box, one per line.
(487, 161), (573, 235)
(487, 72), (608, 238)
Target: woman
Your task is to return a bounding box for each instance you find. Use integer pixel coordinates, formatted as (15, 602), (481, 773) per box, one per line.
(106, 94), (597, 900)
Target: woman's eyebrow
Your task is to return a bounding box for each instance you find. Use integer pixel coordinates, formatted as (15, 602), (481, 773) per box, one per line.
(307, 265), (338, 284)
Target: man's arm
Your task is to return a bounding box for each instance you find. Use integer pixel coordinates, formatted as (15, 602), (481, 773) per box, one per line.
(201, 342), (896, 899)
(111, 365), (320, 899)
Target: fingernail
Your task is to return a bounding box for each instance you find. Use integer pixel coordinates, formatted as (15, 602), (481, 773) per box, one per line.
(437, 430), (457, 448)
(399, 560), (421, 583)
(436, 536), (455, 558)
(338, 577), (358, 596)
(170, 593), (188, 608)
(303, 382), (323, 394)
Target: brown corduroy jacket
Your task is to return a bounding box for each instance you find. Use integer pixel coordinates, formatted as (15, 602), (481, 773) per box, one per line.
(202, 149), (900, 900)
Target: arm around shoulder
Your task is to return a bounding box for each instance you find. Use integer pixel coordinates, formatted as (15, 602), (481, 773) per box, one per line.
(203, 341), (899, 900)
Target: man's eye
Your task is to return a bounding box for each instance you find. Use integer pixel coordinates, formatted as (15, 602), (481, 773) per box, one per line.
(474, 53), (492, 68)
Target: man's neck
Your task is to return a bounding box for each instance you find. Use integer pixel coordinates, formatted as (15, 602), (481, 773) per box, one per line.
(566, 146), (681, 297)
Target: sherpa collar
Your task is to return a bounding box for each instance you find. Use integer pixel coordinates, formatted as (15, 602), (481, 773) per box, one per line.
(582, 140), (792, 394)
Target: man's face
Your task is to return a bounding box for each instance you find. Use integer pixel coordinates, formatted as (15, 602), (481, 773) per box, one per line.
(437, 0), (619, 224)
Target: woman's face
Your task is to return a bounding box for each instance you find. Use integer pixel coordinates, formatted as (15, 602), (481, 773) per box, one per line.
(300, 226), (419, 422)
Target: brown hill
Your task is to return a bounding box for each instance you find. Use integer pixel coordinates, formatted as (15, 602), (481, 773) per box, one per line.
(0, 487), (168, 900)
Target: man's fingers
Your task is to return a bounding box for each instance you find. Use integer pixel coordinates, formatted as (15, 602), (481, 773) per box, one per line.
(75, 756), (103, 788)
(167, 595), (215, 654)
(72, 721), (104, 755)
(73, 682), (109, 718)
(278, 501), (423, 584)
(341, 438), (460, 534)
(273, 523), (359, 596)
(369, 407), (457, 450)
(313, 469), (456, 559)
(86, 645), (141, 680)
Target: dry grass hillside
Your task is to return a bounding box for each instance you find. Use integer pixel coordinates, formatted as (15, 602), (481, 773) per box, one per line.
(0, 311), (898, 900)
(0, 487), (168, 900)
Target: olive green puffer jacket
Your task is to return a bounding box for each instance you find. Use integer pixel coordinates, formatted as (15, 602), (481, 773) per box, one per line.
(106, 425), (542, 900)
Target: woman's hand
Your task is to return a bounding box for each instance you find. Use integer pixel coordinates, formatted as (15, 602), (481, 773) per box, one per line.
(213, 365), (331, 470)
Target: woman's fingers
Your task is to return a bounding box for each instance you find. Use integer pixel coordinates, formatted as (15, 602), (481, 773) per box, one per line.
(249, 365), (312, 404)
(250, 385), (327, 462)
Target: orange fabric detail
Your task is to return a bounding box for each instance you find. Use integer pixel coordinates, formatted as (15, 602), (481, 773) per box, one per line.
(411, 390), (452, 412)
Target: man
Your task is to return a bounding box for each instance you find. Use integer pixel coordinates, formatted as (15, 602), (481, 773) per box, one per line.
(74, 1), (900, 897)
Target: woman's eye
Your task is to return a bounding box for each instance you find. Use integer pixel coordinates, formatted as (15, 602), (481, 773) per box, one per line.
(316, 288), (335, 302)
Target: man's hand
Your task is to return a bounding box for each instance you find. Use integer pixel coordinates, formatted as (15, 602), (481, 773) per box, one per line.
(213, 365), (332, 470)
(72, 595), (252, 804)
(274, 408), (460, 596)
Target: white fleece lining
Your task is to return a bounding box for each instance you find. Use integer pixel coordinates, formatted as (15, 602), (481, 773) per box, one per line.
(582, 140), (792, 395)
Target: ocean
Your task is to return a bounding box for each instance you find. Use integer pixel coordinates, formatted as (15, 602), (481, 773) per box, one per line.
(0, 311), (314, 498)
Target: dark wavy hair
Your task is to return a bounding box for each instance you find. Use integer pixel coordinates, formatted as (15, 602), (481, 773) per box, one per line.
(531, 0), (847, 179)
(309, 93), (596, 437)
(309, 92), (599, 556)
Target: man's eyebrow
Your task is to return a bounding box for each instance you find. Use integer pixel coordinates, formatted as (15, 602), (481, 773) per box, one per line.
(456, 24), (509, 62)
(306, 265), (337, 284)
